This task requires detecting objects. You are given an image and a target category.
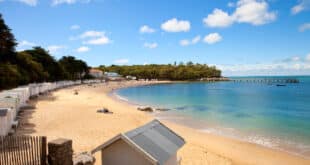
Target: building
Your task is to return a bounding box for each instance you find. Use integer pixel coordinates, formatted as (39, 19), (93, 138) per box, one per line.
(125, 75), (137, 80)
(103, 72), (124, 81)
(0, 108), (12, 136)
(92, 119), (185, 165)
(89, 68), (104, 79)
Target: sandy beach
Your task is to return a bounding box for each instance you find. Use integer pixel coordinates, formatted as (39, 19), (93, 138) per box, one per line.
(16, 81), (310, 165)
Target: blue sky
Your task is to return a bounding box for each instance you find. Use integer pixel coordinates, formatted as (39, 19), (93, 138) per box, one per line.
(1, 0), (310, 76)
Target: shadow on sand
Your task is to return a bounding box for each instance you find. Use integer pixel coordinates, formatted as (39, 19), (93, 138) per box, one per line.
(15, 92), (58, 136)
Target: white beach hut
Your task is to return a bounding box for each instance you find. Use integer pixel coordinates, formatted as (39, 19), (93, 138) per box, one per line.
(0, 108), (10, 136)
(92, 119), (185, 165)
(29, 83), (40, 97)
(0, 108), (14, 136)
(13, 87), (30, 101)
(0, 96), (20, 121)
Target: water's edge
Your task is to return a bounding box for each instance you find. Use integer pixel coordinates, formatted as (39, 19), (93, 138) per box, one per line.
(110, 82), (310, 159)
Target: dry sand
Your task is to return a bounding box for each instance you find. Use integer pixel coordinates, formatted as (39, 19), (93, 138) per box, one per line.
(16, 81), (310, 165)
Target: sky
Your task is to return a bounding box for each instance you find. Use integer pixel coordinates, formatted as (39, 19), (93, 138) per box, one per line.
(0, 0), (310, 76)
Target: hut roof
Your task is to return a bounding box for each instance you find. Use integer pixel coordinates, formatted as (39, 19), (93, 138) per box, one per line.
(92, 119), (185, 165)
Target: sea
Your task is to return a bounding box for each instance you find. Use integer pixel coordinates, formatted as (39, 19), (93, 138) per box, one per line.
(114, 76), (310, 158)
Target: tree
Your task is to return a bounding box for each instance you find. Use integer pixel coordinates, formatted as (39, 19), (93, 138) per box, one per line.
(16, 51), (48, 84)
(59, 56), (89, 80)
(0, 63), (21, 89)
(23, 47), (66, 81)
(0, 14), (17, 63)
(100, 62), (222, 80)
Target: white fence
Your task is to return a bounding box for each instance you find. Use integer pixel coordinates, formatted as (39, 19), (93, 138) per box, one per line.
(0, 79), (102, 136)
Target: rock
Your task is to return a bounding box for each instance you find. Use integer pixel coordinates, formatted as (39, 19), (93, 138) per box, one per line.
(155, 108), (170, 111)
(137, 106), (154, 112)
(97, 108), (113, 114)
(73, 152), (96, 165)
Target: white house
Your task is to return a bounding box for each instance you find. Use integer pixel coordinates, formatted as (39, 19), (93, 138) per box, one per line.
(103, 72), (123, 81)
(92, 119), (185, 165)
(89, 68), (104, 79)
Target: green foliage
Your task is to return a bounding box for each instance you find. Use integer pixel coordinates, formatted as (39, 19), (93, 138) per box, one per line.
(23, 47), (66, 81)
(16, 51), (48, 84)
(0, 13), (90, 90)
(0, 63), (21, 89)
(59, 56), (89, 80)
(0, 14), (17, 63)
(99, 62), (222, 80)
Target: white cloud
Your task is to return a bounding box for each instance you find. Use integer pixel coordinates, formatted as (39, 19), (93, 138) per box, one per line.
(180, 35), (201, 46)
(70, 25), (80, 30)
(203, 0), (276, 28)
(203, 33), (222, 44)
(291, 0), (310, 15)
(143, 42), (158, 49)
(217, 54), (310, 76)
(19, 40), (36, 47)
(228, 2), (235, 7)
(47, 45), (66, 54)
(233, 0), (276, 25)
(299, 23), (310, 32)
(80, 30), (104, 38)
(17, 0), (37, 6)
(161, 18), (190, 32)
(140, 25), (155, 33)
(79, 30), (111, 45)
(180, 40), (190, 46)
(51, 0), (90, 6)
(306, 54), (310, 61)
(83, 36), (110, 45)
(114, 59), (129, 65)
(203, 9), (234, 28)
(192, 35), (201, 44)
(76, 46), (89, 53)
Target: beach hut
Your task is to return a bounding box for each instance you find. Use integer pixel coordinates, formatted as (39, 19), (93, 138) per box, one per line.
(29, 83), (40, 97)
(0, 108), (11, 136)
(0, 92), (21, 109)
(92, 119), (185, 165)
(0, 96), (20, 122)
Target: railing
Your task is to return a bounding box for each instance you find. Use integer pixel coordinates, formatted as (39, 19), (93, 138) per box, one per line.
(0, 136), (47, 165)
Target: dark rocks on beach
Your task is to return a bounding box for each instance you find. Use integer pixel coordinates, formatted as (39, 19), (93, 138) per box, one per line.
(137, 106), (154, 112)
(97, 108), (113, 114)
(155, 108), (170, 111)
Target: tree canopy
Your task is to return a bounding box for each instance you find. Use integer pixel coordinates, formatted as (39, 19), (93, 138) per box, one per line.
(99, 63), (221, 80)
(0, 13), (90, 90)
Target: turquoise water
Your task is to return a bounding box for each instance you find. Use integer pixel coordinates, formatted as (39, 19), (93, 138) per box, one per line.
(116, 76), (310, 157)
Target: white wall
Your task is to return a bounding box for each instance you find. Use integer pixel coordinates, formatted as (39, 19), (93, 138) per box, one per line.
(101, 139), (153, 165)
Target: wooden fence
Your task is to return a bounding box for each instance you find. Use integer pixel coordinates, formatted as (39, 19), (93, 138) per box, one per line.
(0, 136), (47, 165)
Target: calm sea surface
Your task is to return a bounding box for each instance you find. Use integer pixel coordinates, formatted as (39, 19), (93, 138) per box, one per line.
(115, 76), (310, 157)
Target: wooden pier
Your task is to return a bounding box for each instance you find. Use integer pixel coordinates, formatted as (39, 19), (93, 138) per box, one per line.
(231, 78), (299, 84)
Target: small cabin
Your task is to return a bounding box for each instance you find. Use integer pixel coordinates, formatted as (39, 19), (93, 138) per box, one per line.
(89, 68), (104, 78)
(0, 108), (12, 136)
(92, 119), (185, 165)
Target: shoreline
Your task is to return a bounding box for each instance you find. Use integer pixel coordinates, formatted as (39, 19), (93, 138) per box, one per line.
(16, 81), (310, 165)
(110, 81), (310, 160)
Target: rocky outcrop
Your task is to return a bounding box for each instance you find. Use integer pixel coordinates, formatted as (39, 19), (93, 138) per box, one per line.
(137, 106), (154, 112)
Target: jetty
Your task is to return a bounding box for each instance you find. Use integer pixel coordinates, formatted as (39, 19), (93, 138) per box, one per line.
(231, 78), (299, 84)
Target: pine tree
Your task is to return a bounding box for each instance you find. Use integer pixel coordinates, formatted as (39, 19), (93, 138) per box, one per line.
(0, 14), (17, 62)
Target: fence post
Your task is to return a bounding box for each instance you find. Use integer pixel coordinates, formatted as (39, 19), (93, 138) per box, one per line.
(41, 136), (47, 165)
(48, 138), (73, 165)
